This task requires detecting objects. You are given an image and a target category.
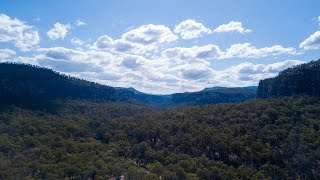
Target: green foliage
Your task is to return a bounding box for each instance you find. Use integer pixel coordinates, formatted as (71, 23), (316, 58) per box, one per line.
(0, 63), (135, 110)
(0, 96), (319, 179)
(257, 59), (320, 98)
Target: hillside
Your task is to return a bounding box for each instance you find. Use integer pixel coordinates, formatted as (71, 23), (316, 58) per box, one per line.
(171, 88), (256, 106)
(128, 88), (256, 107)
(0, 96), (319, 179)
(0, 63), (135, 108)
(257, 59), (320, 98)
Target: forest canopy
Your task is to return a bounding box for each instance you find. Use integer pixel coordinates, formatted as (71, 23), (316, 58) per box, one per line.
(257, 59), (320, 98)
(0, 96), (319, 179)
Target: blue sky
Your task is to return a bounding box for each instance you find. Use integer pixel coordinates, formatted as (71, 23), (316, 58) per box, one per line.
(0, 0), (320, 94)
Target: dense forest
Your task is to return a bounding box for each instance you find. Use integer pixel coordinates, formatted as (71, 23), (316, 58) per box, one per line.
(171, 88), (256, 106)
(0, 63), (134, 107)
(0, 60), (319, 179)
(0, 96), (319, 179)
(257, 59), (320, 98)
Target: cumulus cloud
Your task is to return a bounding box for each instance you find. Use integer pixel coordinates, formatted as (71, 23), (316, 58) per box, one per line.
(0, 13), (40, 51)
(174, 19), (211, 39)
(75, 19), (86, 26)
(119, 54), (145, 69)
(122, 24), (177, 44)
(38, 47), (114, 66)
(162, 43), (296, 60)
(20, 47), (159, 92)
(113, 39), (136, 52)
(225, 60), (305, 82)
(92, 36), (146, 54)
(92, 24), (178, 54)
(70, 38), (85, 46)
(10, 44), (306, 94)
(220, 43), (296, 59)
(213, 21), (252, 33)
(180, 64), (213, 80)
(262, 60), (304, 73)
(299, 31), (320, 50)
(93, 35), (114, 49)
(15, 31), (40, 51)
(47, 22), (71, 40)
(162, 45), (222, 60)
(0, 49), (16, 59)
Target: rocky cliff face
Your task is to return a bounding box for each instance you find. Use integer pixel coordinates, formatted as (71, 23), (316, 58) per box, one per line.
(257, 59), (320, 98)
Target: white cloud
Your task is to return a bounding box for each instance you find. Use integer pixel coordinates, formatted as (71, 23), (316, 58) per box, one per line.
(75, 19), (86, 26)
(113, 39), (136, 52)
(299, 31), (320, 50)
(70, 38), (85, 46)
(162, 45), (222, 60)
(262, 60), (304, 73)
(122, 24), (178, 45)
(0, 13), (40, 51)
(213, 21), (252, 33)
(220, 43), (296, 59)
(180, 64), (213, 80)
(15, 31), (40, 51)
(93, 35), (114, 49)
(0, 49), (16, 59)
(10, 45), (306, 94)
(162, 43), (296, 60)
(47, 22), (71, 40)
(224, 60), (305, 82)
(174, 19), (211, 39)
(38, 47), (114, 67)
(119, 54), (146, 69)
(92, 36), (147, 54)
(92, 24), (178, 54)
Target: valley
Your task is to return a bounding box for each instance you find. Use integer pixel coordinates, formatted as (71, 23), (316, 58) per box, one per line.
(0, 60), (319, 179)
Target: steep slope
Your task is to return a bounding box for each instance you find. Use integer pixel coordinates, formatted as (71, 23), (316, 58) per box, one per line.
(257, 59), (320, 98)
(0, 63), (135, 108)
(115, 87), (145, 95)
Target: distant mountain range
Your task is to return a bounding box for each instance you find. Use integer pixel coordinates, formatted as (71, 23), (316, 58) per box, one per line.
(0, 63), (257, 108)
(116, 86), (257, 107)
(2, 59), (319, 109)
(202, 86), (258, 91)
(118, 85), (257, 95)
